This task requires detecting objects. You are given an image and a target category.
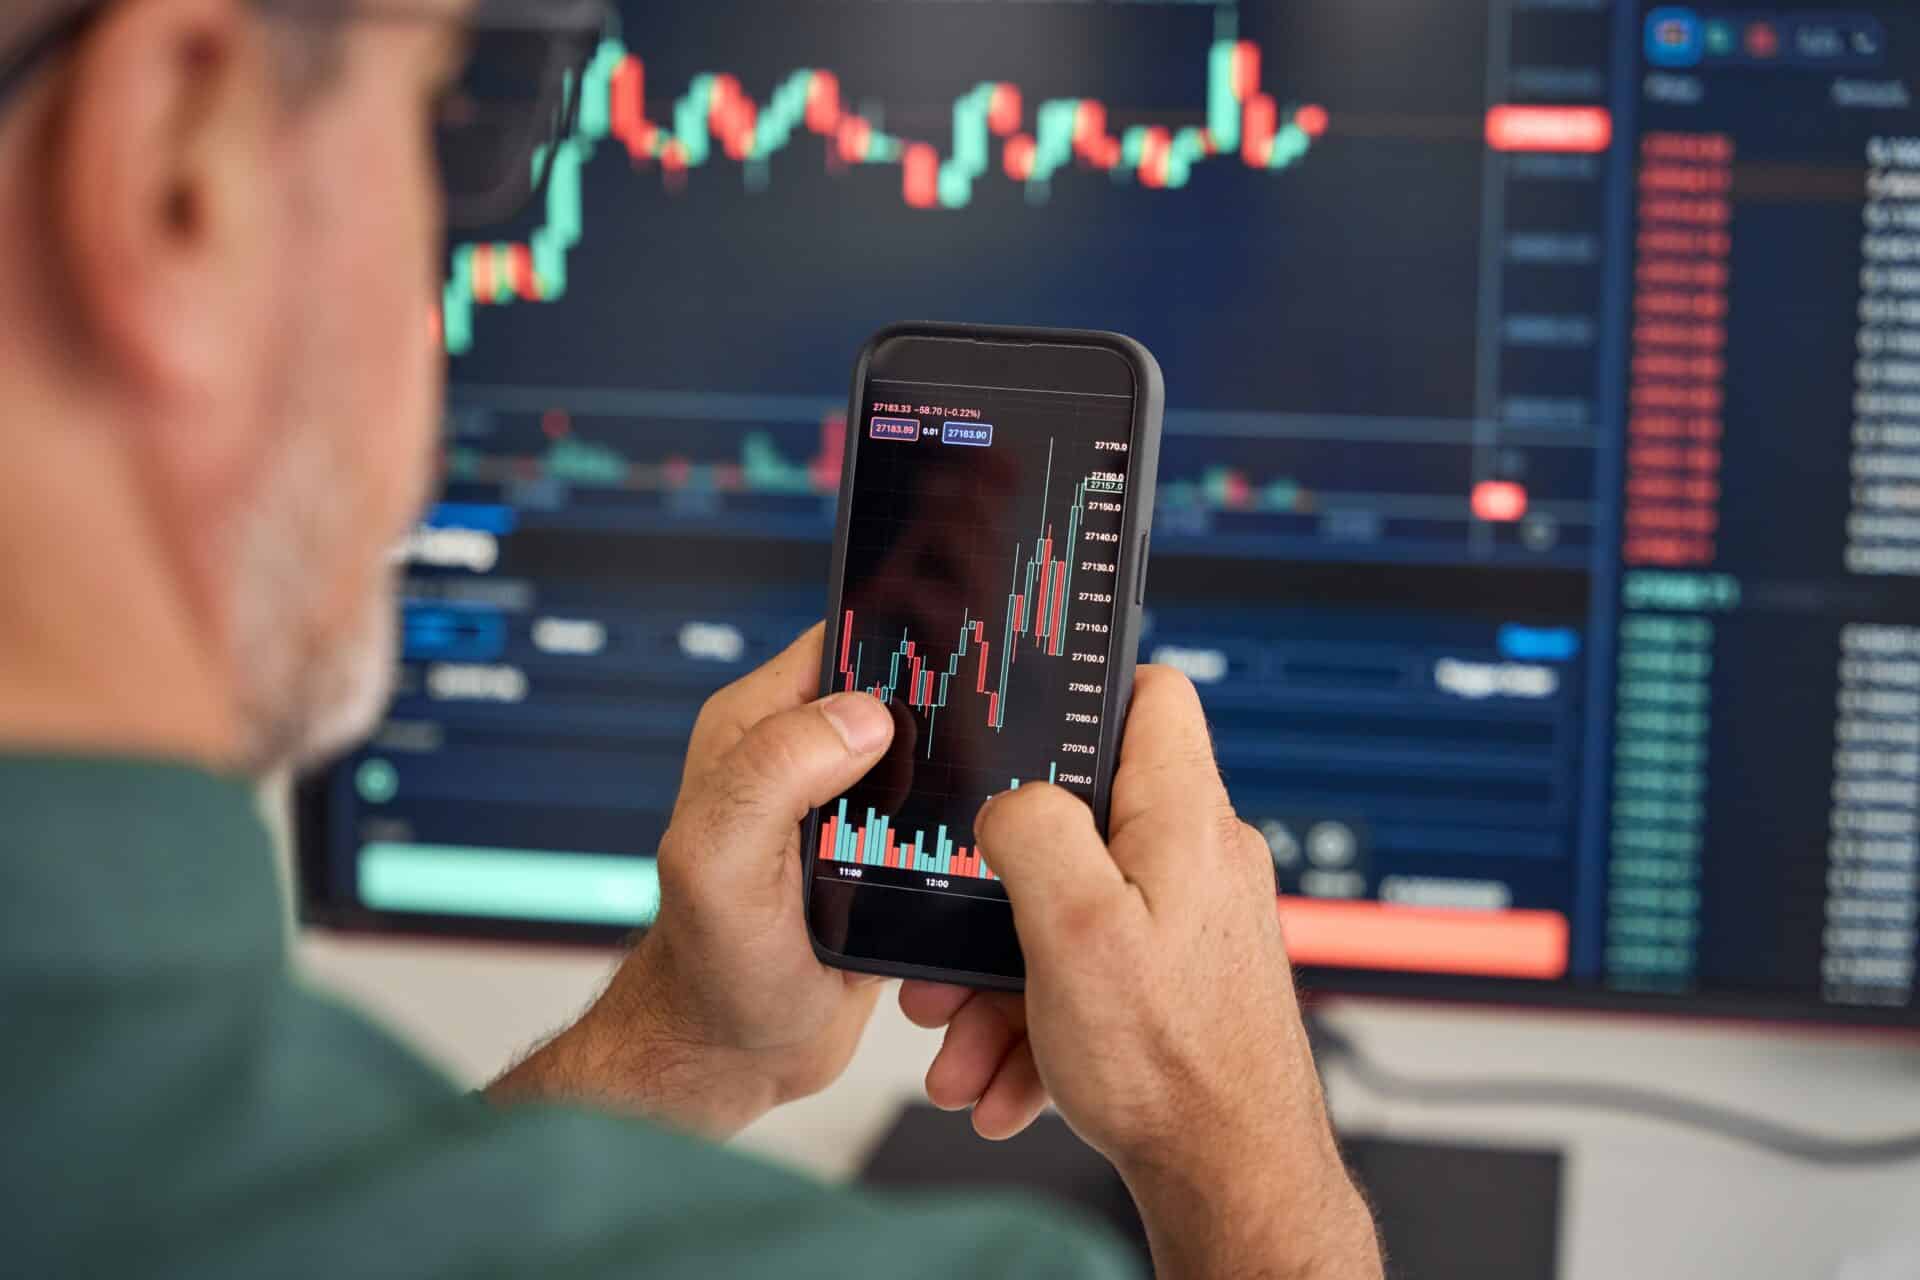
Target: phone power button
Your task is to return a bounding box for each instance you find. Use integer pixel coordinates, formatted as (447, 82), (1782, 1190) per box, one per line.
(1134, 533), (1151, 605)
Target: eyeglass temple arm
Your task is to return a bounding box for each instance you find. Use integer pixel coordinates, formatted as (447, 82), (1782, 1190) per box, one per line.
(0, 1), (103, 111)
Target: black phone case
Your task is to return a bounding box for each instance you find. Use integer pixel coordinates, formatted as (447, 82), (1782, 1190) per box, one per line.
(803, 321), (1165, 990)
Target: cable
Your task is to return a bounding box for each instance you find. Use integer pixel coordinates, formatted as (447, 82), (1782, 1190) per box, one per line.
(1307, 1017), (1920, 1167)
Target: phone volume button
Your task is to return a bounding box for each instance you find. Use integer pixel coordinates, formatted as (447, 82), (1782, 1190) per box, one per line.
(1134, 533), (1151, 606)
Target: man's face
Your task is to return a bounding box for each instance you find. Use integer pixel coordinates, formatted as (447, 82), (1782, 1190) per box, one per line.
(227, 13), (463, 770)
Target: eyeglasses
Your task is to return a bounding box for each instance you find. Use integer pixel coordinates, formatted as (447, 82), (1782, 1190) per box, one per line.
(0, 0), (610, 230)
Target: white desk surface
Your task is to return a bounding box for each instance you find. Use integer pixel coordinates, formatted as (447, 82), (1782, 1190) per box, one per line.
(300, 933), (1920, 1280)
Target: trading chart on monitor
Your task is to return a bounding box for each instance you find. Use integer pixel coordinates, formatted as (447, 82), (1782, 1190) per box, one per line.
(303, 0), (1920, 1023)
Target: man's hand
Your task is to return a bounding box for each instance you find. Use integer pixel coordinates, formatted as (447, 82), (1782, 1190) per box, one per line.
(489, 625), (894, 1137)
(899, 668), (1381, 1279)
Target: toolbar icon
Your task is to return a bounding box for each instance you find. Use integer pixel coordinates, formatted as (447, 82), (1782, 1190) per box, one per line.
(1647, 7), (1704, 68)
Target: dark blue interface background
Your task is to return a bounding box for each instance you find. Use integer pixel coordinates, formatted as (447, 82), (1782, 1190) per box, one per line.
(301, 0), (1920, 1021)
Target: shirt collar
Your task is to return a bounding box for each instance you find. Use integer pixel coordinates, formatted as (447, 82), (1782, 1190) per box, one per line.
(0, 754), (284, 978)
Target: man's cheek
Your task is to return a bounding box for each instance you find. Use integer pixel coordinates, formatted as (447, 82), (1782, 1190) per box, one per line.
(359, 233), (439, 516)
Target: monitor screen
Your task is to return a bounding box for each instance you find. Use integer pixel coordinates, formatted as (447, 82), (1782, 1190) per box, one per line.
(300, 0), (1920, 1025)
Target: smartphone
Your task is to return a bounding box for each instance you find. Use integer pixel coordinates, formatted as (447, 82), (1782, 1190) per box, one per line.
(803, 323), (1163, 989)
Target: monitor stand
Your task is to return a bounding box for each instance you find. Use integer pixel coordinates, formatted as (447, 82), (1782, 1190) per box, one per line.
(860, 1106), (1563, 1278)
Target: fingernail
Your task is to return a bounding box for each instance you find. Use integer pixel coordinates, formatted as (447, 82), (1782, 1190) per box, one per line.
(821, 693), (892, 754)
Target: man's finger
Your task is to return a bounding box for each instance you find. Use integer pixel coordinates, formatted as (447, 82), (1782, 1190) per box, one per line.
(1102, 667), (1240, 901)
(899, 981), (973, 1030)
(924, 993), (1027, 1111)
(684, 623), (827, 770)
(972, 1039), (1049, 1142)
(1109, 666), (1232, 832)
(670, 691), (893, 875)
(974, 784), (1135, 963)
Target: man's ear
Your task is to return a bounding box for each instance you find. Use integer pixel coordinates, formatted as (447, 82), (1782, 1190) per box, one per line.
(54, 0), (280, 491)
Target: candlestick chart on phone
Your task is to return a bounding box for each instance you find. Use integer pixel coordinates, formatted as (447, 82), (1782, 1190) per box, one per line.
(817, 382), (1134, 897)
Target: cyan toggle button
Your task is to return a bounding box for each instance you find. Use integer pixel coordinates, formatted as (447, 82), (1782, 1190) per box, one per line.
(1498, 625), (1580, 662)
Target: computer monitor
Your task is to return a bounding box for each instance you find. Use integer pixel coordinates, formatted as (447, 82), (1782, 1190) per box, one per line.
(299, 0), (1920, 1027)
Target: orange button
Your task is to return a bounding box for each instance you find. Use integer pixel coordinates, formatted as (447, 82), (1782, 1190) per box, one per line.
(1278, 898), (1570, 980)
(1486, 105), (1613, 154)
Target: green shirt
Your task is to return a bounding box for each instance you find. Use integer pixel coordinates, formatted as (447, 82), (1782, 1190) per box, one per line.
(0, 757), (1134, 1278)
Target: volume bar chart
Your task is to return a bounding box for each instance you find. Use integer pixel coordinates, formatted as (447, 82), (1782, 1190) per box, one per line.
(819, 799), (996, 880)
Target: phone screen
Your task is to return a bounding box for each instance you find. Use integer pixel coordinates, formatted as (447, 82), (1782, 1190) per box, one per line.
(808, 337), (1141, 979)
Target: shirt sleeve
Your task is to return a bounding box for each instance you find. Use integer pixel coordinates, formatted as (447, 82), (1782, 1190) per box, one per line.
(51, 978), (1142, 1280)
(501, 1106), (1145, 1280)
(181, 1092), (1143, 1280)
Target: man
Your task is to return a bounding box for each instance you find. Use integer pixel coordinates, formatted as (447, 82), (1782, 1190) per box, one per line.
(0, 0), (1382, 1275)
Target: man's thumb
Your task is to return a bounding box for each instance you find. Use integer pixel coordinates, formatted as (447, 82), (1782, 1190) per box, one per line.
(678, 693), (894, 858)
(974, 784), (1132, 957)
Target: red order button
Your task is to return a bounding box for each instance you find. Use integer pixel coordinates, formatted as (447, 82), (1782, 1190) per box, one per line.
(1279, 899), (1571, 980)
(1486, 105), (1613, 154)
